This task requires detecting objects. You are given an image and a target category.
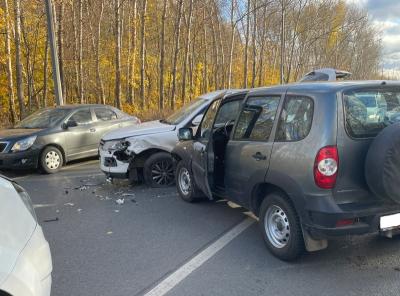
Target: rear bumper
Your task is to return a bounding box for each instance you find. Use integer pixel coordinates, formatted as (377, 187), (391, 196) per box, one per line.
(304, 202), (400, 239)
(0, 149), (40, 170)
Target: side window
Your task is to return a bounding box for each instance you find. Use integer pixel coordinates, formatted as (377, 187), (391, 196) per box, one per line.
(214, 100), (241, 126)
(70, 109), (93, 126)
(275, 96), (314, 142)
(198, 99), (221, 139)
(95, 108), (118, 121)
(233, 96), (281, 141)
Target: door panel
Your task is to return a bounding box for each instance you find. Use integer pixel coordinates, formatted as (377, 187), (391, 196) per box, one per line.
(191, 99), (221, 198)
(64, 109), (97, 158)
(224, 95), (282, 206)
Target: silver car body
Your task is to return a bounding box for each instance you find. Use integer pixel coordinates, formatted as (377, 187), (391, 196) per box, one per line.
(99, 90), (230, 178)
(0, 176), (52, 296)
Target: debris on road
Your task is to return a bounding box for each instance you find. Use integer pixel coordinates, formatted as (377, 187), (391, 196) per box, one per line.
(106, 231), (113, 235)
(115, 198), (125, 205)
(43, 217), (59, 223)
(130, 198), (137, 203)
(114, 210), (120, 213)
(122, 193), (135, 197)
(64, 202), (75, 207)
(77, 208), (83, 213)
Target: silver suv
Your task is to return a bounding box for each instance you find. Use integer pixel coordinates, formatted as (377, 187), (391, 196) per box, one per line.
(172, 81), (400, 260)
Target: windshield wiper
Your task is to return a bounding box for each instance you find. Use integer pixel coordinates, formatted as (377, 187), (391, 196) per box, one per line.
(160, 119), (171, 125)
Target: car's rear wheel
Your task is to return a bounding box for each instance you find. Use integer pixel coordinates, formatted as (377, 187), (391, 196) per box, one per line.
(259, 193), (304, 261)
(40, 146), (63, 174)
(143, 152), (175, 187)
(175, 160), (204, 202)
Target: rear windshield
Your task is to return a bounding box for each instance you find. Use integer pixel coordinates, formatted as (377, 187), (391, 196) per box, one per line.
(343, 88), (400, 138)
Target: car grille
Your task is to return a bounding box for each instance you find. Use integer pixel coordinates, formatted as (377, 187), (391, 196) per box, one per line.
(0, 142), (9, 153)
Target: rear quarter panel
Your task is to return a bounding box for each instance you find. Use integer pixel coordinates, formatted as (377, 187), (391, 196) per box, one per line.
(266, 90), (339, 216)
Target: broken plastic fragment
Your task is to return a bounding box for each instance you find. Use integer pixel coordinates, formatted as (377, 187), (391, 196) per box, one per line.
(115, 198), (125, 205)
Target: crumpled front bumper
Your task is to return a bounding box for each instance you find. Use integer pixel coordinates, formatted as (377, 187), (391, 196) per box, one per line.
(99, 149), (130, 179)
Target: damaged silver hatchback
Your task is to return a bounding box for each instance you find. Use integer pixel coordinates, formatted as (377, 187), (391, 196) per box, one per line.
(99, 90), (247, 187)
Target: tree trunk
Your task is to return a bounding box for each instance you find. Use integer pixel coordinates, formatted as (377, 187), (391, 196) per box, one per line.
(71, 1), (80, 101)
(78, 0), (84, 103)
(127, 0), (137, 105)
(227, 0), (236, 88)
(243, 0), (250, 88)
(57, 1), (65, 98)
(251, 0), (257, 88)
(159, 0), (167, 110)
(3, 0), (17, 123)
(139, 0), (147, 109)
(202, 8), (208, 93)
(115, 0), (122, 109)
(43, 34), (49, 108)
(181, 0), (193, 105)
(170, 0), (184, 110)
(13, 0), (26, 118)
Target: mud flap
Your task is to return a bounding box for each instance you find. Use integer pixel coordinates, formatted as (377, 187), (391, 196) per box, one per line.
(302, 227), (328, 252)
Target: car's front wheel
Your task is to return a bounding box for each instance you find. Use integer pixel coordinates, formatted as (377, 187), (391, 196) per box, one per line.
(175, 160), (204, 202)
(143, 152), (175, 187)
(259, 193), (304, 261)
(40, 146), (63, 174)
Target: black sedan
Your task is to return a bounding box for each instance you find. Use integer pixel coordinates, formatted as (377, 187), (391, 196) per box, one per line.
(0, 104), (140, 173)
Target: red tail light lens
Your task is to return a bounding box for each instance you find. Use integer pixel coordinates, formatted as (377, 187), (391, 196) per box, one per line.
(314, 146), (339, 189)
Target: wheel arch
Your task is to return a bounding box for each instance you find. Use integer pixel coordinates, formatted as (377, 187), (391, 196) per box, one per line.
(40, 143), (67, 165)
(250, 178), (305, 219)
(130, 148), (171, 168)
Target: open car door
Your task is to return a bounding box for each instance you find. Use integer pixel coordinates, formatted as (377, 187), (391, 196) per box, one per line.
(191, 99), (222, 199)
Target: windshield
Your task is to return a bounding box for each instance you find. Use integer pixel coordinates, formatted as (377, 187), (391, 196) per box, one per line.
(164, 98), (207, 125)
(15, 108), (71, 129)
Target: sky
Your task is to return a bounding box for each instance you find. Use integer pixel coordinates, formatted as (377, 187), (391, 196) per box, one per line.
(346, 0), (400, 78)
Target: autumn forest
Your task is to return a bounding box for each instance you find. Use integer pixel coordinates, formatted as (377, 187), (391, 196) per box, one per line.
(0, 0), (383, 125)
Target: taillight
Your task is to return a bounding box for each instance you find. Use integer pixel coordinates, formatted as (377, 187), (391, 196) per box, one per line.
(314, 146), (339, 189)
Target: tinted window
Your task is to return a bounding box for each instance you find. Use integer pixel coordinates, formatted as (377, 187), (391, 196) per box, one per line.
(214, 100), (241, 126)
(275, 96), (313, 142)
(70, 109), (93, 125)
(95, 108), (118, 121)
(233, 96), (280, 141)
(198, 99), (221, 139)
(344, 89), (400, 138)
(165, 98), (207, 125)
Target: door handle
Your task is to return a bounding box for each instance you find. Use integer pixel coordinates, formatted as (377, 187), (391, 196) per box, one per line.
(252, 152), (266, 161)
(89, 128), (96, 133)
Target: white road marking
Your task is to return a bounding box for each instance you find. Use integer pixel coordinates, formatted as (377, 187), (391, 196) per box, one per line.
(143, 217), (255, 296)
(34, 203), (56, 208)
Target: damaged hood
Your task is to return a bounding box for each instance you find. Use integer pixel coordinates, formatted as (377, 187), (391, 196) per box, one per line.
(102, 120), (176, 141)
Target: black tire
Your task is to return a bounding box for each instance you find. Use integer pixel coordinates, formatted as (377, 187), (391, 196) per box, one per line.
(143, 152), (175, 188)
(259, 193), (304, 261)
(365, 123), (400, 203)
(175, 160), (205, 202)
(40, 146), (63, 174)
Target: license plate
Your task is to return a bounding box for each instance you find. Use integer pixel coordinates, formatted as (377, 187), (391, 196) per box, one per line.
(380, 213), (400, 230)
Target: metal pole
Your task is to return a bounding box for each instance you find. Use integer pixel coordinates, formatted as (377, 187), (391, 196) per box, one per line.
(280, 1), (285, 85)
(45, 0), (64, 105)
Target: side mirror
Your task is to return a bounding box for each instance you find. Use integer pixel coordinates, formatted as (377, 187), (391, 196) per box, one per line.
(62, 120), (77, 129)
(178, 128), (193, 141)
(191, 114), (203, 126)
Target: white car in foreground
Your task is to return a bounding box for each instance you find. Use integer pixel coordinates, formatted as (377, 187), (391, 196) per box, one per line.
(99, 90), (248, 187)
(0, 176), (52, 296)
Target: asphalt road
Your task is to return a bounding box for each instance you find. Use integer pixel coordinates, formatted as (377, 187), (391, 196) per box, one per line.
(3, 160), (400, 296)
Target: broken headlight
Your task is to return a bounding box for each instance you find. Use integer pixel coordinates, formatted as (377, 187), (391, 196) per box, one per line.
(103, 140), (130, 152)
